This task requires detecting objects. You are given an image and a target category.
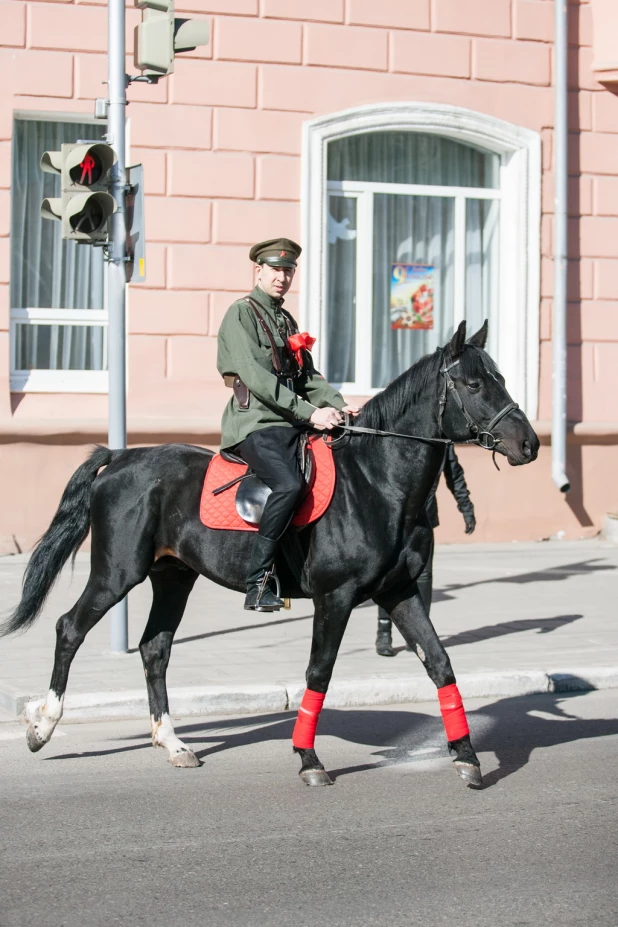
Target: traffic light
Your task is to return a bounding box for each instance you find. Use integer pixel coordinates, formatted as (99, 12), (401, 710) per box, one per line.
(134, 0), (210, 79)
(40, 143), (117, 243)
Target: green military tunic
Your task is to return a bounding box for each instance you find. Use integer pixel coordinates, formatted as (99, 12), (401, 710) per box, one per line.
(217, 285), (346, 449)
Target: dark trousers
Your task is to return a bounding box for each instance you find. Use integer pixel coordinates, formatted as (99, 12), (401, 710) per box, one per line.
(235, 426), (304, 541)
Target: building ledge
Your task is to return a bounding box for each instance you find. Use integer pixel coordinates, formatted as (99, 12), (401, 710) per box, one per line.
(593, 66), (618, 89)
(0, 417), (223, 443)
(534, 421), (618, 439)
(2, 419), (618, 444)
(591, 0), (618, 89)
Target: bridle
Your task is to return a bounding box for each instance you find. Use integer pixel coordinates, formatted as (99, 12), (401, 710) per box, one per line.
(324, 349), (520, 466)
(438, 353), (520, 454)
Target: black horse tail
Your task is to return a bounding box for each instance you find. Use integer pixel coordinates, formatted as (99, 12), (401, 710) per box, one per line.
(0, 446), (118, 637)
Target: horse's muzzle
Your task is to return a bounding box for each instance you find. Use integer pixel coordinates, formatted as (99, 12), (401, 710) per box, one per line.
(504, 431), (540, 466)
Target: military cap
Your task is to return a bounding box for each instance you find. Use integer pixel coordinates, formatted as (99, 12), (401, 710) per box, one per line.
(249, 238), (302, 269)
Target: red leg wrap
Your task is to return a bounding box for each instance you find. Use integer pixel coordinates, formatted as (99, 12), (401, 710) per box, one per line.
(292, 689), (325, 749)
(438, 683), (469, 742)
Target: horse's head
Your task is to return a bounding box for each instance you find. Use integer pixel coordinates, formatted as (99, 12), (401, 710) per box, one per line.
(439, 321), (539, 466)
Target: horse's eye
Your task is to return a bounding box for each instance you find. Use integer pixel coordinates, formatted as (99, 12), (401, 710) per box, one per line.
(467, 381), (481, 392)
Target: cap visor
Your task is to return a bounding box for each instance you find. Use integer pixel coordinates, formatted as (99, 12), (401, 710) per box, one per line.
(263, 258), (297, 268)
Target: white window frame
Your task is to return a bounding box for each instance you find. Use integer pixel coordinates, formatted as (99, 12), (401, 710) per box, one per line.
(10, 308), (109, 393)
(327, 182), (501, 395)
(301, 103), (541, 417)
(9, 111), (111, 394)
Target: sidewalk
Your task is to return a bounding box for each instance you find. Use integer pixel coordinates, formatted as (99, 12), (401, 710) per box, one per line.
(1, 539), (617, 720)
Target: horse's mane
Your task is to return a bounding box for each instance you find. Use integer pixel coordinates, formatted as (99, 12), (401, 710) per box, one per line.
(357, 348), (444, 431)
(356, 342), (503, 431)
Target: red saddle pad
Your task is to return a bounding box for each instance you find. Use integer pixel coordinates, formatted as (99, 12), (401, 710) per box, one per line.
(200, 435), (336, 532)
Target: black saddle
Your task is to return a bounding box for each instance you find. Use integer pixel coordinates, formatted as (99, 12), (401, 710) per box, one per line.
(219, 443), (314, 526)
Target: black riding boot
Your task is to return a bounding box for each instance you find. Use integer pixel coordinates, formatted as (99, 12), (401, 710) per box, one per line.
(244, 535), (284, 612)
(376, 611), (395, 657)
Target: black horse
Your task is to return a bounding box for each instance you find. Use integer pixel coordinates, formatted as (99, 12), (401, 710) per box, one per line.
(1, 321), (538, 789)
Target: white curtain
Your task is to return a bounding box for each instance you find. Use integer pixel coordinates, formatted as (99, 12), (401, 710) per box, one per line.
(327, 131), (499, 188)
(372, 193), (454, 388)
(326, 131), (500, 388)
(465, 198), (500, 353)
(11, 119), (106, 371)
(326, 195), (357, 383)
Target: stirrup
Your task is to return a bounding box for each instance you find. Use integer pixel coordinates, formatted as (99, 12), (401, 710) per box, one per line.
(258, 566), (280, 599)
(246, 568), (283, 612)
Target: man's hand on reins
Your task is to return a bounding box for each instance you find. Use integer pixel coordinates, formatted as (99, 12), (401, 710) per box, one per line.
(342, 404), (361, 416)
(310, 407), (344, 431)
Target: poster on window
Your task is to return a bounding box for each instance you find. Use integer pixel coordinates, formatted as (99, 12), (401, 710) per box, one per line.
(390, 263), (435, 330)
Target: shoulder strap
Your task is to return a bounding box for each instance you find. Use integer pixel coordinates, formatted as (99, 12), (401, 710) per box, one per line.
(244, 296), (282, 374)
(279, 306), (298, 335)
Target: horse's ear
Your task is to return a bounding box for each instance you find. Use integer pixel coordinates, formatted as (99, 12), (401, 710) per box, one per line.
(449, 320), (467, 357)
(468, 320), (488, 349)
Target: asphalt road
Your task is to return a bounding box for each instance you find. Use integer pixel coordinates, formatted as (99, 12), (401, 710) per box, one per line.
(1, 690), (617, 927)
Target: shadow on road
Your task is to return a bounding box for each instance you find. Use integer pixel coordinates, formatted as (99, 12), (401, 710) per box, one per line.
(45, 683), (618, 791)
(162, 558), (611, 649)
(389, 613), (584, 655)
(324, 689), (618, 787)
(433, 558), (615, 604)
(472, 689), (618, 787)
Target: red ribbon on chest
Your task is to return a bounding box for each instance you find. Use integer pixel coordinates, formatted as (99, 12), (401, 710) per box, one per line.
(287, 332), (316, 367)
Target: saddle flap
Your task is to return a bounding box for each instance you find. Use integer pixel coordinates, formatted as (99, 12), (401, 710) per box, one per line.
(199, 437), (335, 532)
(235, 445), (315, 526)
(236, 476), (272, 525)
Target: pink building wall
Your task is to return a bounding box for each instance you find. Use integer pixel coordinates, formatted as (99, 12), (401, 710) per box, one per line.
(0, 0), (618, 552)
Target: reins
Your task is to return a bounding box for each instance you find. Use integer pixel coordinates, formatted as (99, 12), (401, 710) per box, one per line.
(321, 349), (520, 470)
(323, 419), (452, 448)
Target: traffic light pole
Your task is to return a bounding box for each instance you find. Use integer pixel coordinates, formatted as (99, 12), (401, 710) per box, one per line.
(107, 0), (129, 653)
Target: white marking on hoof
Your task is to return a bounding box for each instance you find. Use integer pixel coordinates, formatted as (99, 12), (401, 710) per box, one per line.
(25, 691), (64, 751)
(151, 713), (201, 768)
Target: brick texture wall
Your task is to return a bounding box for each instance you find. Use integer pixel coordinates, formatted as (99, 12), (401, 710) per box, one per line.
(0, 0), (615, 429)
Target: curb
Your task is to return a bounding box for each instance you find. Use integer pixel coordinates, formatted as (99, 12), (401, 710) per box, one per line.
(0, 682), (35, 717)
(1, 667), (617, 722)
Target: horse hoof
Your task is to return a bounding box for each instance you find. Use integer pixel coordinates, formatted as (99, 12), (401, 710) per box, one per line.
(454, 762), (483, 789)
(169, 749), (201, 769)
(26, 726), (46, 753)
(300, 768), (333, 787)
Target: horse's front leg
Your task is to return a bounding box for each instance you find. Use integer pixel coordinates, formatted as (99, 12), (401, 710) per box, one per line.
(292, 590), (353, 787)
(381, 586), (482, 789)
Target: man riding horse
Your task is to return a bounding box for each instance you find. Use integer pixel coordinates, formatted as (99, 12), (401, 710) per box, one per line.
(3, 313), (539, 783)
(217, 237), (359, 612)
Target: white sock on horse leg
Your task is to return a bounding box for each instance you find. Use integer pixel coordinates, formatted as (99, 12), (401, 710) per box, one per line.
(26, 690), (64, 743)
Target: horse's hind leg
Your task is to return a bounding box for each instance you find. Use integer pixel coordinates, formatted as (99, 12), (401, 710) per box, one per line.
(381, 586), (482, 789)
(139, 561), (199, 768)
(26, 567), (148, 753)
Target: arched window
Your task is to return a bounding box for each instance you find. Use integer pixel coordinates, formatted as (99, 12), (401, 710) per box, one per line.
(301, 103), (541, 415)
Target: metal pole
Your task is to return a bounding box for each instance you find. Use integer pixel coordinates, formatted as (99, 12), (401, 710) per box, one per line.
(552, 0), (570, 493)
(107, 0), (129, 651)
